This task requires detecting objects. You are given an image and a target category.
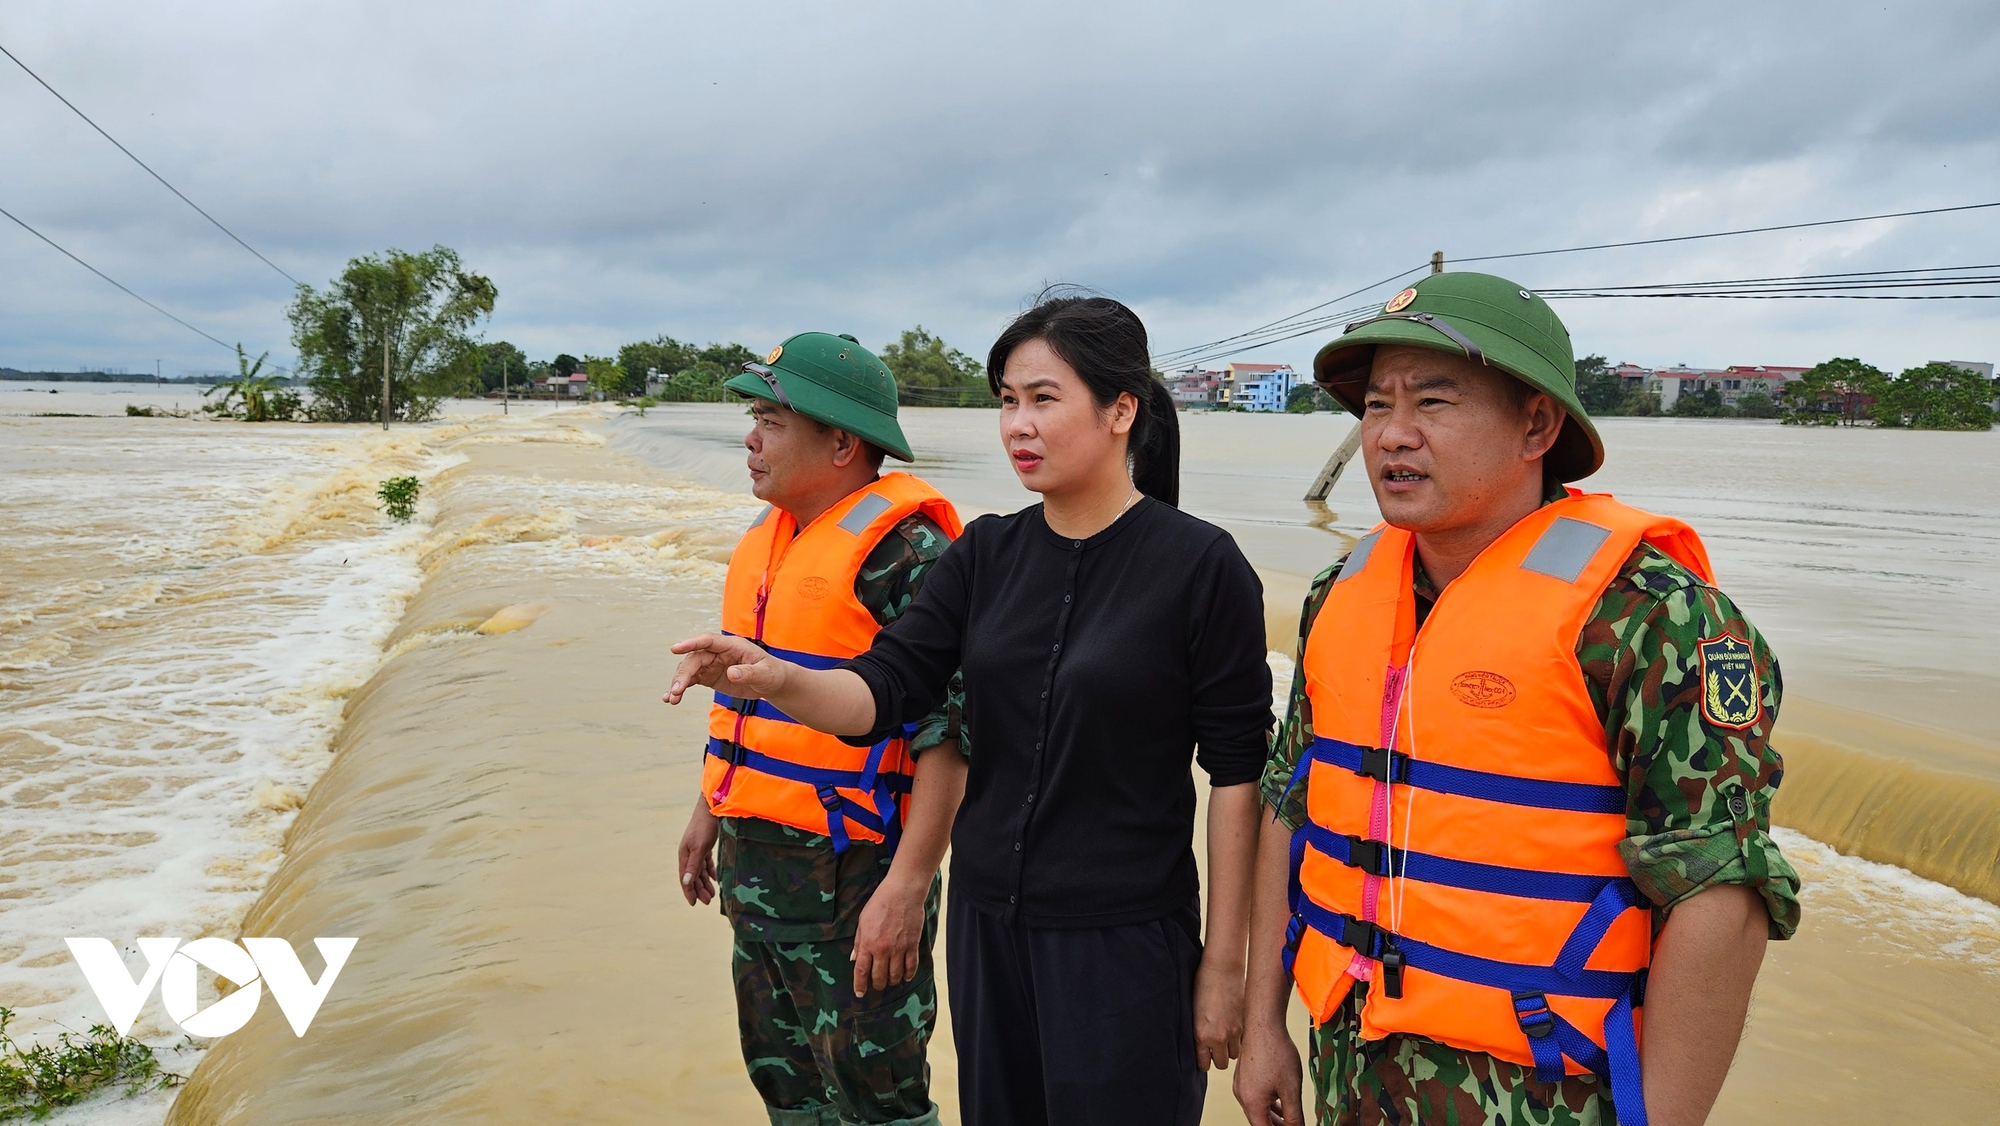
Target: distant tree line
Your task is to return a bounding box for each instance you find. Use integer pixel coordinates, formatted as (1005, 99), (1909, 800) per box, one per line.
(470, 325), (992, 408)
(1569, 354), (1993, 429)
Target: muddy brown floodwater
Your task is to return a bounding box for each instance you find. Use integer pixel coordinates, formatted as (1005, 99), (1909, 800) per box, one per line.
(3, 395), (1995, 1123)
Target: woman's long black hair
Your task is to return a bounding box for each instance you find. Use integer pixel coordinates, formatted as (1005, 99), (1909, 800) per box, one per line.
(986, 290), (1181, 507)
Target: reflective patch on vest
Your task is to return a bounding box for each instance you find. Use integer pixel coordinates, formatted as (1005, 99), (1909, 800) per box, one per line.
(1519, 517), (1613, 584)
(749, 505), (771, 529)
(1699, 633), (1762, 729)
(1335, 530), (1382, 583)
(838, 492), (893, 535)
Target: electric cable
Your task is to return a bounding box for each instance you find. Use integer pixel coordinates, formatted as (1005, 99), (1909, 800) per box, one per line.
(1, 203), (237, 351)
(0, 40), (300, 286)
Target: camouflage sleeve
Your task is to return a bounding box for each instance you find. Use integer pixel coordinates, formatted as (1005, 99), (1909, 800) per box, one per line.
(855, 513), (968, 759)
(1582, 545), (1801, 939)
(1258, 560), (1344, 830)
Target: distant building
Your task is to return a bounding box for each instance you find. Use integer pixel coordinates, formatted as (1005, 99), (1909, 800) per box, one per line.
(1165, 368), (1224, 407)
(1620, 362), (1805, 409)
(1718, 364), (1808, 405)
(1934, 360), (1993, 378)
(1221, 362), (1298, 412)
(540, 372), (592, 397)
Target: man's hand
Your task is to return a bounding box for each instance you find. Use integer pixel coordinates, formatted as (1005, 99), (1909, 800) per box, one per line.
(1233, 1019), (1306, 1126)
(851, 874), (928, 996)
(1194, 952), (1246, 1071)
(678, 804), (720, 906)
(663, 633), (789, 704)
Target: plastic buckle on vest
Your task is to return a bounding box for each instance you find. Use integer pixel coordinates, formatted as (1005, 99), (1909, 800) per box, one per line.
(1354, 746), (1408, 784)
(1284, 913), (1306, 953)
(1511, 990), (1567, 1084)
(814, 785), (843, 813)
(1344, 834), (1392, 877)
(1631, 968), (1649, 1009)
(1338, 915), (1389, 961)
(1511, 991), (1556, 1039)
(731, 694), (759, 717)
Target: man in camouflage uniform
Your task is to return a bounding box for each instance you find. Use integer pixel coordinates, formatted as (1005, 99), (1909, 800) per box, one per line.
(1234, 273), (1799, 1126)
(676, 334), (967, 1126)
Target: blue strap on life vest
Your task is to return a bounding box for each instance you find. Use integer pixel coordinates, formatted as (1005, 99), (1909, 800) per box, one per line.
(1308, 737), (1627, 815)
(1300, 823), (1631, 903)
(718, 632), (851, 670)
(1290, 735), (1651, 1125)
(705, 737), (913, 855)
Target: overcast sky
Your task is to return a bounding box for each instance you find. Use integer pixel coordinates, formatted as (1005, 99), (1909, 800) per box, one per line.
(4, 1), (1998, 377)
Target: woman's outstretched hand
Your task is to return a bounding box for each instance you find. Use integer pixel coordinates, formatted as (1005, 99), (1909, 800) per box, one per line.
(663, 633), (791, 704)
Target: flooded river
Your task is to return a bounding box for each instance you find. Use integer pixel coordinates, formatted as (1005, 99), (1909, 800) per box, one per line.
(1, 391), (1995, 1122)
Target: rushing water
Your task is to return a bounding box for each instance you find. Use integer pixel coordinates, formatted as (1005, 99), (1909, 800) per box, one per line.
(3, 398), (1996, 1122)
(615, 405), (2000, 901)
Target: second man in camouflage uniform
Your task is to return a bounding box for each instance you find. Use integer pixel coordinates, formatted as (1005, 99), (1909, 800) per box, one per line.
(674, 333), (968, 1126)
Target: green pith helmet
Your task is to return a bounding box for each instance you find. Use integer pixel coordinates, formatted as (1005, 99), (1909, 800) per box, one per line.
(1313, 271), (1601, 481)
(725, 332), (914, 462)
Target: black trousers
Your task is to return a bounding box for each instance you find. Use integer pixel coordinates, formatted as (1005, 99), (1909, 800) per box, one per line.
(947, 891), (1206, 1126)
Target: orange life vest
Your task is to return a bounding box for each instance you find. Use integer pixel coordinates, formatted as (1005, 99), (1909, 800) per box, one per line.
(1285, 491), (1712, 1126)
(702, 472), (962, 853)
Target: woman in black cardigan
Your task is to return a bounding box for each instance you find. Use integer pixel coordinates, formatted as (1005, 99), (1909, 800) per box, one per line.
(668, 294), (1272, 1126)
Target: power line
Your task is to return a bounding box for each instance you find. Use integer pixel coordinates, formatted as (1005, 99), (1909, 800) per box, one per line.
(1152, 263), (1429, 366)
(1536, 294), (1992, 302)
(1537, 262), (2000, 292)
(1457, 200), (2000, 265)
(0, 204), (236, 351)
(0, 40), (300, 286)
(1165, 201), (2000, 366)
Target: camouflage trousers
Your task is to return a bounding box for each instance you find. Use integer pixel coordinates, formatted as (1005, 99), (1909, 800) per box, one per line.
(732, 902), (940, 1126)
(1310, 983), (1620, 1126)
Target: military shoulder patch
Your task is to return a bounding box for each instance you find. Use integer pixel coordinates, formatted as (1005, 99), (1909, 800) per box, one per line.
(1698, 632), (1761, 729)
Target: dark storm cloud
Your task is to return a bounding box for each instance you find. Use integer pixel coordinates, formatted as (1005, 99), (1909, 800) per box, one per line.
(2, 0), (1996, 375)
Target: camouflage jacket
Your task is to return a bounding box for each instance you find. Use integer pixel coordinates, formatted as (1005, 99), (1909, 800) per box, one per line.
(1262, 538), (1801, 1125)
(719, 511), (965, 944)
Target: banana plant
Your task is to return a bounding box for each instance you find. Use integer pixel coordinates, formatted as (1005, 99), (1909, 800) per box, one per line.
(204, 345), (278, 420)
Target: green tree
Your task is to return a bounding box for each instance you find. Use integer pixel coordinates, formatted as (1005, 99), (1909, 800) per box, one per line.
(289, 246), (496, 422)
(584, 356), (635, 399)
(617, 336), (698, 390)
(1574, 354), (1628, 415)
(880, 326), (988, 407)
(1670, 386), (1730, 418)
(1287, 384), (1333, 413)
(1735, 391), (1780, 419)
(1871, 362), (1996, 430)
(476, 341), (529, 394)
(1781, 357), (1885, 426)
(553, 354), (582, 379)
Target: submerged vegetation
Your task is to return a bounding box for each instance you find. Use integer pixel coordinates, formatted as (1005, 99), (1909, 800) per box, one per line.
(377, 476), (421, 523)
(290, 246), (496, 424)
(202, 345), (302, 422)
(0, 1007), (181, 1120)
(1781, 357), (1996, 429)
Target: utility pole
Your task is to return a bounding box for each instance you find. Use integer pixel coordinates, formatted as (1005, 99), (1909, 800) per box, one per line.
(155, 359), (161, 386)
(381, 325), (391, 431)
(501, 354), (509, 415)
(1431, 250), (1444, 275)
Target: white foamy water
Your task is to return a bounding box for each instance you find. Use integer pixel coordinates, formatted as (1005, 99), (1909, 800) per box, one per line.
(0, 416), (449, 1101)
